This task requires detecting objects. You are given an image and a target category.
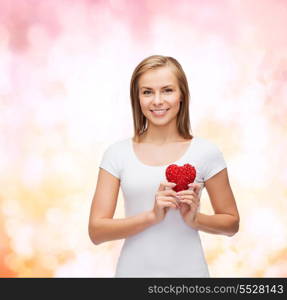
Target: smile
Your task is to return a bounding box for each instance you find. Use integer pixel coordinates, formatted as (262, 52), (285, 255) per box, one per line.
(150, 109), (170, 117)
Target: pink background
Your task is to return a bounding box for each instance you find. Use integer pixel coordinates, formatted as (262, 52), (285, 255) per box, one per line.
(0, 0), (287, 277)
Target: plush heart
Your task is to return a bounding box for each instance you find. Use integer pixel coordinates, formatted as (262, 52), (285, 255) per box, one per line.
(165, 163), (196, 192)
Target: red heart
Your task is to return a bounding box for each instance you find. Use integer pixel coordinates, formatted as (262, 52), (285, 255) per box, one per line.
(165, 163), (196, 192)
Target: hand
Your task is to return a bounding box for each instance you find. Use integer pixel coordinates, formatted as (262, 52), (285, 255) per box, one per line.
(150, 181), (179, 225)
(177, 183), (202, 228)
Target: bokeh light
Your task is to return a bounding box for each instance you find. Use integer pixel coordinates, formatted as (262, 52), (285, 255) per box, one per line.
(0, 0), (286, 277)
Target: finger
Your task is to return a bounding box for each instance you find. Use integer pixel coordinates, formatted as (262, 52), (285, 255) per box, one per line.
(159, 196), (180, 208)
(179, 200), (198, 212)
(164, 181), (177, 190)
(159, 181), (176, 191)
(163, 189), (178, 197)
(179, 199), (198, 207)
(179, 199), (192, 206)
(177, 190), (196, 197)
(158, 200), (178, 209)
(188, 183), (194, 190)
(155, 192), (179, 205)
(179, 195), (199, 204)
(193, 184), (201, 195)
(168, 203), (178, 209)
(188, 183), (201, 195)
(158, 195), (179, 202)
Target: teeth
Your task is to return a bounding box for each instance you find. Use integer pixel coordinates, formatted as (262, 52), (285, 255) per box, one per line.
(151, 109), (168, 116)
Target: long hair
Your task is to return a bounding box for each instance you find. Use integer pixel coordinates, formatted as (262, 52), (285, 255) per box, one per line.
(130, 55), (193, 142)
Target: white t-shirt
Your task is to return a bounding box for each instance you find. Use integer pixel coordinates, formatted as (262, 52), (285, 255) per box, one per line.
(99, 135), (227, 277)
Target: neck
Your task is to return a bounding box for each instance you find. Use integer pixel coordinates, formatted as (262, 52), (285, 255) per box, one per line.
(138, 124), (185, 145)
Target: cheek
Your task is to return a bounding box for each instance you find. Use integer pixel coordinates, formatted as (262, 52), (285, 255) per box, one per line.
(139, 101), (151, 117)
(170, 98), (181, 110)
(139, 99), (149, 110)
(169, 94), (181, 105)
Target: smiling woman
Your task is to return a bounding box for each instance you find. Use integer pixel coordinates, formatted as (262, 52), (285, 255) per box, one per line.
(128, 55), (193, 143)
(88, 55), (239, 278)
(135, 65), (184, 136)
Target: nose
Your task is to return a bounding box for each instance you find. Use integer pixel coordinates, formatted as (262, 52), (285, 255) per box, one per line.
(152, 91), (164, 104)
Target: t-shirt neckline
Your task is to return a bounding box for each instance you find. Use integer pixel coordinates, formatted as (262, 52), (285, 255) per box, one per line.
(129, 136), (197, 168)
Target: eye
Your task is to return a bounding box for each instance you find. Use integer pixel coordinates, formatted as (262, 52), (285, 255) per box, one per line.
(164, 89), (173, 93)
(143, 90), (152, 95)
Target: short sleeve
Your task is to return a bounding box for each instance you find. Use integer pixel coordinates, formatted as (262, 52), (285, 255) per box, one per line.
(203, 143), (227, 182)
(99, 144), (121, 179)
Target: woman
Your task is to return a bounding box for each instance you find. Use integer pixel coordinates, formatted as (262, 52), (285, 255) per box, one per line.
(88, 55), (240, 277)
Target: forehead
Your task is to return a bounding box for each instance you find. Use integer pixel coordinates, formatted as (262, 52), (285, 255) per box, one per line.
(138, 66), (178, 88)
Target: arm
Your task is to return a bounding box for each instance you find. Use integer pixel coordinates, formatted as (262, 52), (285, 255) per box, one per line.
(190, 168), (240, 236)
(88, 168), (155, 245)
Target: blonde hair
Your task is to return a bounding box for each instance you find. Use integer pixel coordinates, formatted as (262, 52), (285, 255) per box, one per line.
(130, 55), (193, 142)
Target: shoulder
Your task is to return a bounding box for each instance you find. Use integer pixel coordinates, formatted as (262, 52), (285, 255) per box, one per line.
(193, 136), (223, 154)
(103, 137), (130, 156)
(99, 137), (130, 177)
(193, 136), (227, 182)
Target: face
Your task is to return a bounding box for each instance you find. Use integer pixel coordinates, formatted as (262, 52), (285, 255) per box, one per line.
(138, 66), (182, 125)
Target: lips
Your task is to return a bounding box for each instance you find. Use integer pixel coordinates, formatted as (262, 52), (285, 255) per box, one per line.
(150, 109), (169, 112)
(150, 109), (170, 117)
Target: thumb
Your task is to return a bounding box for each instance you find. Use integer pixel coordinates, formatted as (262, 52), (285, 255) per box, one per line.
(189, 183), (201, 194)
(159, 181), (176, 191)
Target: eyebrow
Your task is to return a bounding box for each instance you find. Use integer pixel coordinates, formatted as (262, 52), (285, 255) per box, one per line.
(140, 85), (174, 90)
